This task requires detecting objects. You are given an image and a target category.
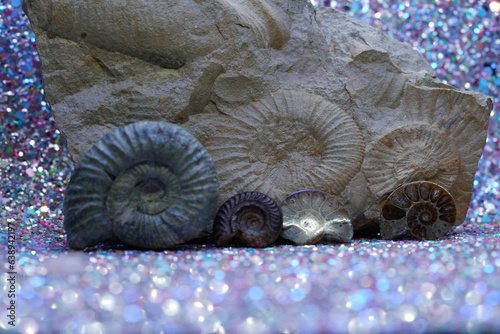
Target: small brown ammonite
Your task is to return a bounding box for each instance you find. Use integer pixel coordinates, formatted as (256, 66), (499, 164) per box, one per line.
(380, 181), (457, 240)
(280, 190), (353, 245)
(213, 192), (283, 248)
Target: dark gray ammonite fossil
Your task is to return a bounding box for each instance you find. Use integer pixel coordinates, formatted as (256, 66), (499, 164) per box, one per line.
(63, 121), (219, 250)
(380, 181), (457, 240)
(213, 192), (283, 248)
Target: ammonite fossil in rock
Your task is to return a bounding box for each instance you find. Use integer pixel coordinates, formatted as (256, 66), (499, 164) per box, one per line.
(22, 0), (225, 69)
(280, 190), (353, 245)
(23, 0), (290, 70)
(362, 123), (463, 226)
(217, 0), (291, 50)
(380, 181), (457, 240)
(63, 121), (219, 250)
(213, 192), (283, 248)
(204, 90), (365, 207)
(396, 86), (491, 225)
(364, 124), (460, 198)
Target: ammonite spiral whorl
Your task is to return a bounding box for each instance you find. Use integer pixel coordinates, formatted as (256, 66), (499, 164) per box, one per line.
(204, 90), (365, 209)
(364, 124), (460, 199)
(213, 192), (283, 248)
(380, 181), (457, 240)
(280, 190), (353, 245)
(63, 121), (219, 250)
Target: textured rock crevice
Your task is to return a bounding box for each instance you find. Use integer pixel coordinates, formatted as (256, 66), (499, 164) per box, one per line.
(25, 0), (491, 234)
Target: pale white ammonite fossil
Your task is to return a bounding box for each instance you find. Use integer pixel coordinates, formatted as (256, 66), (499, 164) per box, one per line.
(280, 190), (353, 245)
(364, 124), (461, 197)
(204, 90), (365, 207)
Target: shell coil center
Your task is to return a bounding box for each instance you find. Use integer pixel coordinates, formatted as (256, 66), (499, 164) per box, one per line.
(107, 163), (180, 218)
(295, 210), (324, 232)
(394, 150), (439, 181)
(248, 120), (322, 179)
(236, 205), (266, 232)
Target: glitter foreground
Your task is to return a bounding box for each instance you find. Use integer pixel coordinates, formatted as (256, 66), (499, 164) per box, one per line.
(1, 1), (499, 333)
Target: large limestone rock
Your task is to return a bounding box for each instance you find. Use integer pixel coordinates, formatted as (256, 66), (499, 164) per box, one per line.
(24, 0), (491, 232)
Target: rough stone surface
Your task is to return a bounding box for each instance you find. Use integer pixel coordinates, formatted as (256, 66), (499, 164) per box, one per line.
(24, 0), (492, 235)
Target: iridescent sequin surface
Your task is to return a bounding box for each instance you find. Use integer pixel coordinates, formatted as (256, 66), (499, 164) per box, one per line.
(1, 1), (499, 333)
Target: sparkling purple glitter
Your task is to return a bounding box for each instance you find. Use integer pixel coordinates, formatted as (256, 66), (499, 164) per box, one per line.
(1, 1), (499, 333)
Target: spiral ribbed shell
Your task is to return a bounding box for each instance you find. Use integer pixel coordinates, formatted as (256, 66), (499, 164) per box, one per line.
(394, 86), (489, 225)
(280, 190), (353, 245)
(205, 90), (365, 207)
(364, 124), (460, 198)
(213, 192), (283, 247)
(63, 121), (219, 249)
(380, 181), (456, 240)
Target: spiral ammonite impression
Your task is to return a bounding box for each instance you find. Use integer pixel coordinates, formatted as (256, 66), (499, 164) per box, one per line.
(280, 190), (353, 245)
(364, 124), (461, 199)
(380, 181), (457, 240)
(398, 86), (490, 226)
(63, 121), (219, 250)
(213, 192), (283, 248)
(205, 90), (365, 204)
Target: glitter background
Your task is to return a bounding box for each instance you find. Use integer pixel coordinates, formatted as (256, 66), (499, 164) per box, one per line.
(1, 0), (499, 333)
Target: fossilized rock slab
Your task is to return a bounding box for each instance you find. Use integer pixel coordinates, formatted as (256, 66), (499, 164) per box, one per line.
(24, 0), (492, 234)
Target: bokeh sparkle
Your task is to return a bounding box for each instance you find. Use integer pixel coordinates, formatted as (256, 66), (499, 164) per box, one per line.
(1, 0), (499, 333)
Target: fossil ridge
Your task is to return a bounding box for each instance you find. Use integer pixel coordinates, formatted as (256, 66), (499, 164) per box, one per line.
(24, 0), (492, 233)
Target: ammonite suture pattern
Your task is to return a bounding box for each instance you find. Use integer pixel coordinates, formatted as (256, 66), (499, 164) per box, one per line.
(213, 192), (283, 248)
(63, 121), (219, 250)
(280, 190), (353, 245)
(380, 181), (457, 240)
(205, 90), (365, 207)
